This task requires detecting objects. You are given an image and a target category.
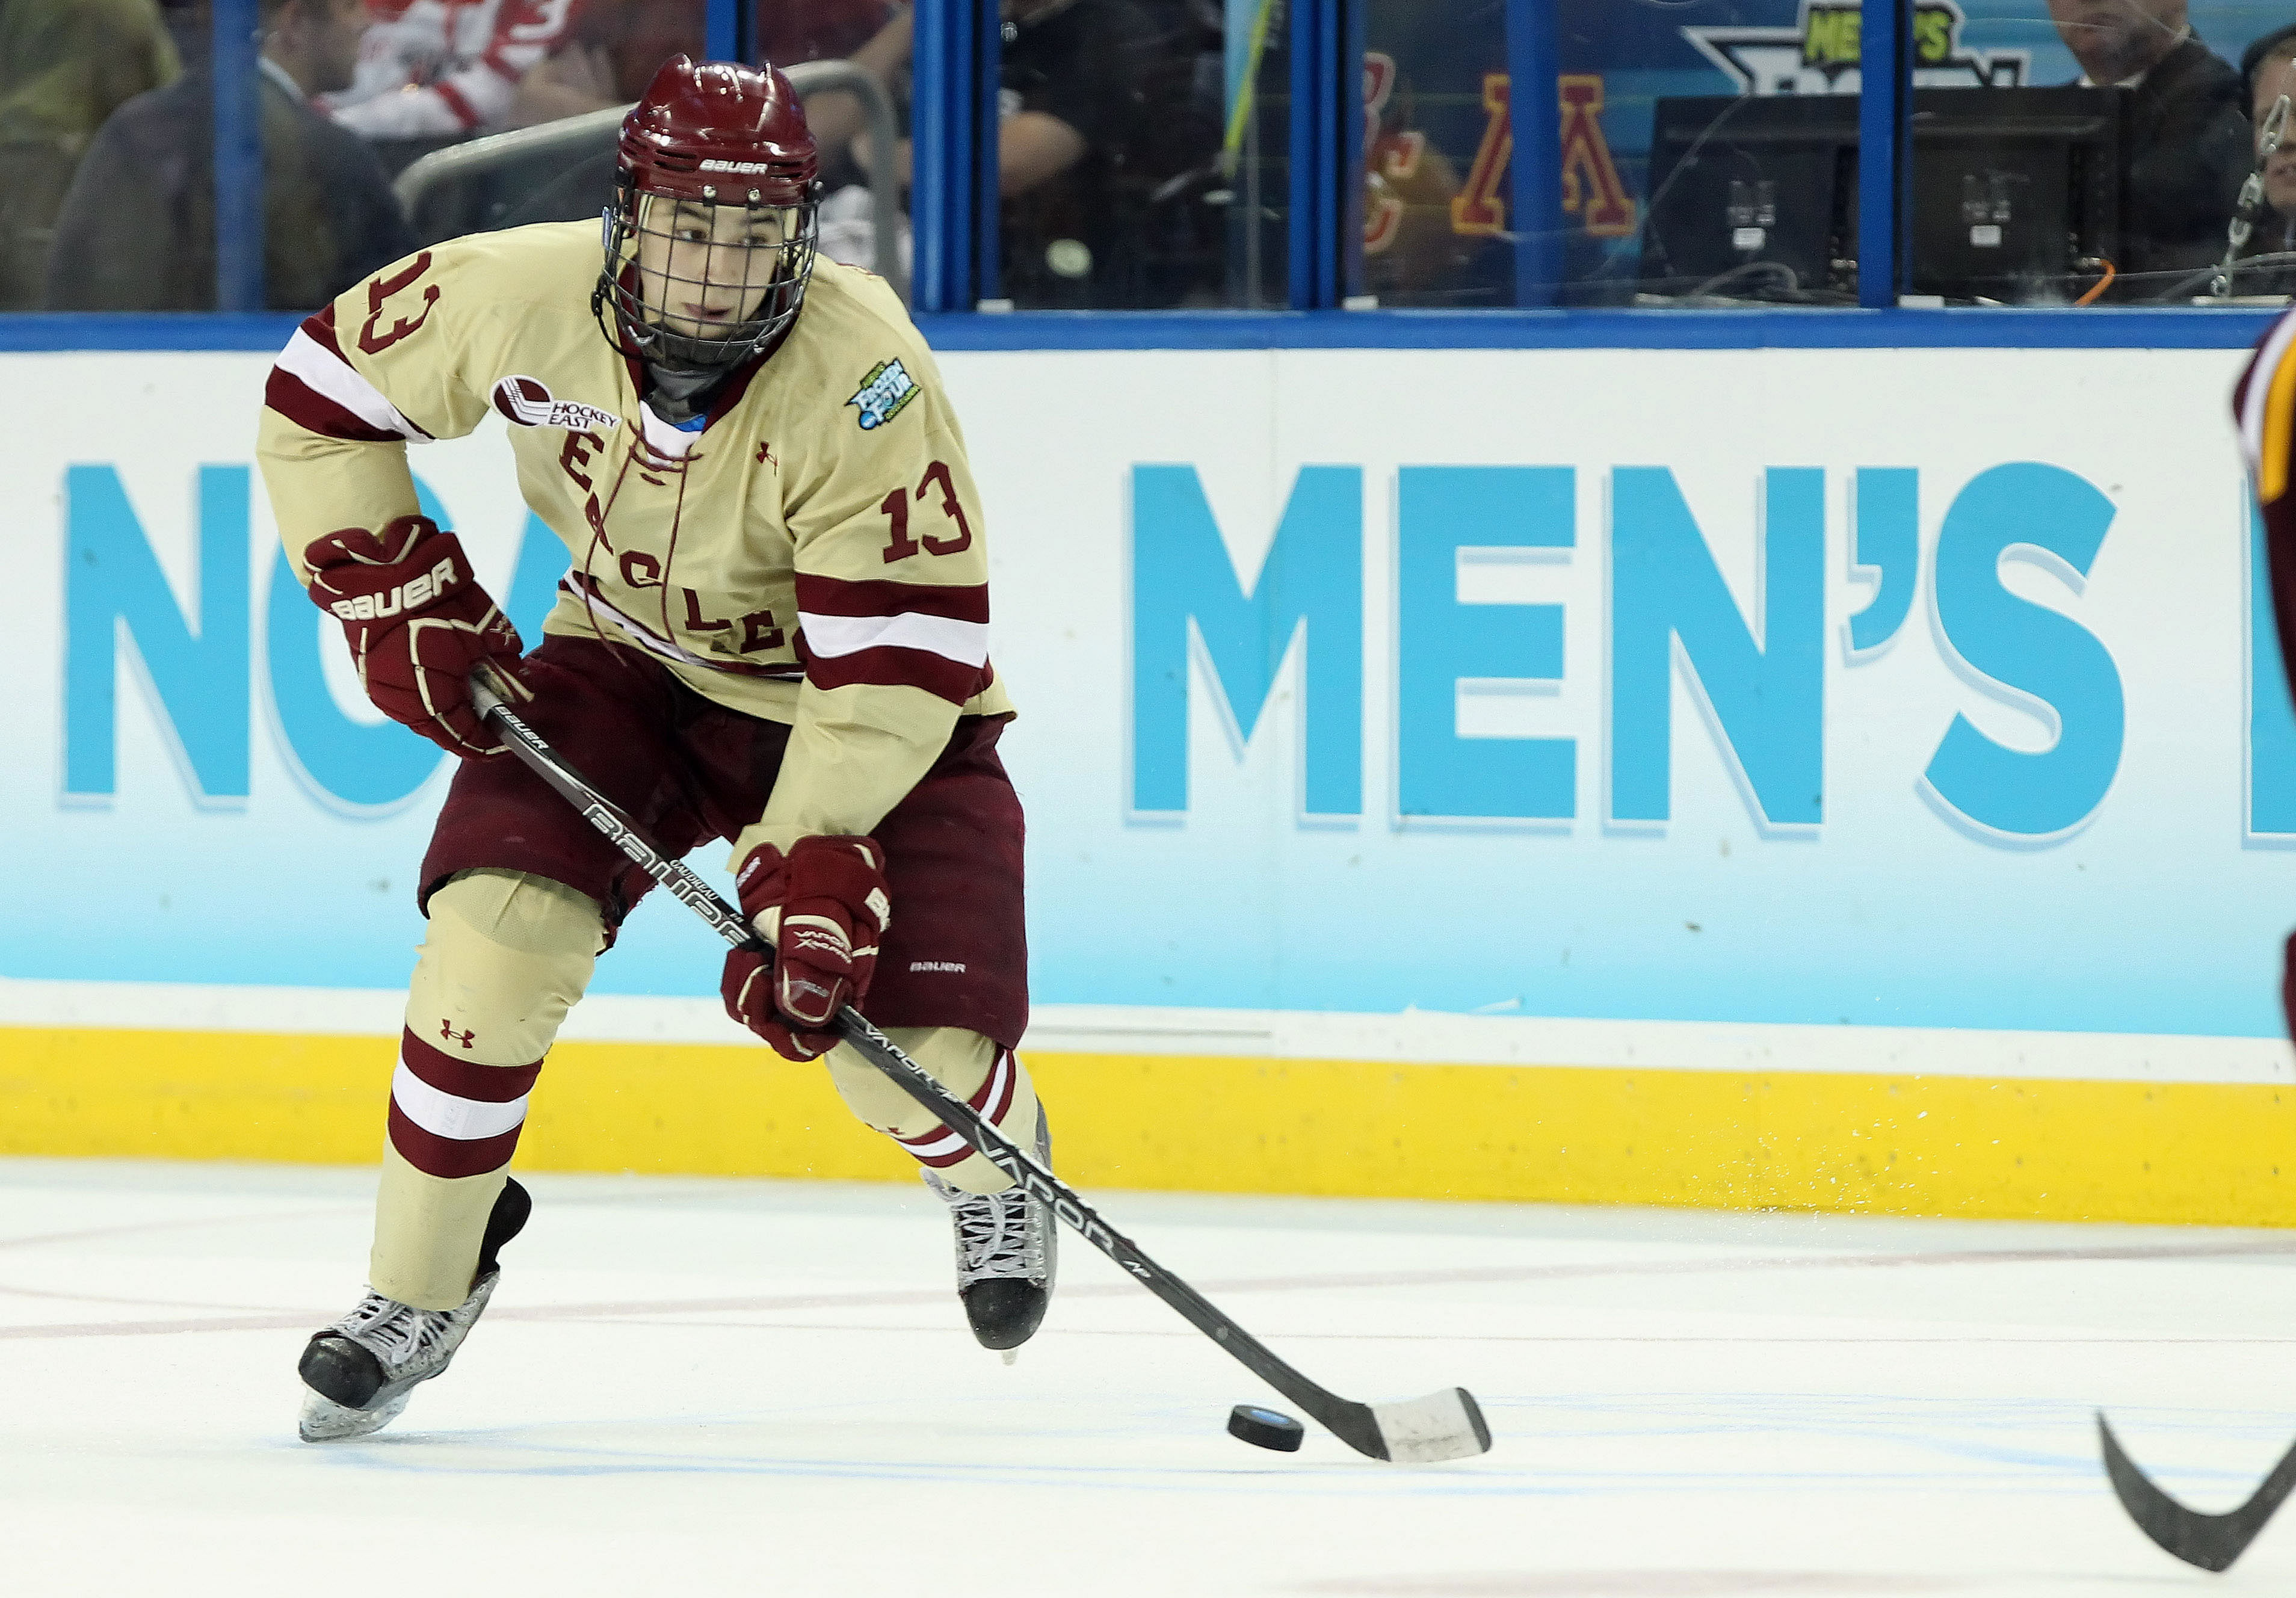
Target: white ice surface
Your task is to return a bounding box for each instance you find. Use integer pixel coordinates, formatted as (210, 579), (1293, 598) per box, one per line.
(4, 1158), (2295, 1597)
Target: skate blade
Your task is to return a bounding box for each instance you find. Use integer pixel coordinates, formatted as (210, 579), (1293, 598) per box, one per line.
(298, 1384), (412, 1442)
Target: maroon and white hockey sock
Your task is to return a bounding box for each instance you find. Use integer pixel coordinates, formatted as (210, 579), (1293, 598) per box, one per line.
(386, 1028), (543, 1178)
(894, 1047), (1020, 1170)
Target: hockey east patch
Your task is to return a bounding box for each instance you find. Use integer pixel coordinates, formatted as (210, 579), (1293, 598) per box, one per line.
(847, 359), (920, 430)
(490, 375), (620, 433)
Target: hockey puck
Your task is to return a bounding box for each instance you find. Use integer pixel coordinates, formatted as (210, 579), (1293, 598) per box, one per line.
(1227, 1404), (1304, 1452)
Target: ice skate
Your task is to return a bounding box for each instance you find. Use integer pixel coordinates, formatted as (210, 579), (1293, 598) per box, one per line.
(296, 1177), (530, 1442)
(924, 1113), (1055, 1356)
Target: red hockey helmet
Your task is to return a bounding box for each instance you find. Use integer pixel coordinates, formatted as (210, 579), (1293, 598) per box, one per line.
(594, 56), (822, 372)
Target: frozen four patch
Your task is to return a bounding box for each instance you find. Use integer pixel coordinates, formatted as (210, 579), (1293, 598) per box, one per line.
(847, 359), (920, 430)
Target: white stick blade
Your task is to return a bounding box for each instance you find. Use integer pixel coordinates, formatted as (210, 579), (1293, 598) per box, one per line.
(1371, 1387), (1493, 1463)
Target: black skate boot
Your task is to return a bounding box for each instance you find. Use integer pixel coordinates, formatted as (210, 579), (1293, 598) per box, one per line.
(922, 1112), (1055, 1359)
(296, 1177), (531, 1442)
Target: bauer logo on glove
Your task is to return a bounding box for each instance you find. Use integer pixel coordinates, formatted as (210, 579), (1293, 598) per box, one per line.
(304, 514), (531, 759)
(324, 556), (461, 622)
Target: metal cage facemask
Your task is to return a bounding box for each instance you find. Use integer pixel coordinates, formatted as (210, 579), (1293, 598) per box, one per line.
(597, 180), (819, 371)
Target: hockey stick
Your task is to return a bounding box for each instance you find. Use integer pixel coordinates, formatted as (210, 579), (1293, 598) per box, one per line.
(2098, 1411), (2296, 1572)
(467, 672), (1493, 1464)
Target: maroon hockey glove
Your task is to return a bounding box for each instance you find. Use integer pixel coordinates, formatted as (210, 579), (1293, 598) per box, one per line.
(304, 516), (528, 759)
(721, 836), (892, 1061)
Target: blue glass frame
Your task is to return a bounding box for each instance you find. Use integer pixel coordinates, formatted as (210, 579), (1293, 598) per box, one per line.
(0, 0), (2279, 351)
(213, 0), (264, 312)
(1857, 0), (1912, 310)
(704, 0), (745, 67)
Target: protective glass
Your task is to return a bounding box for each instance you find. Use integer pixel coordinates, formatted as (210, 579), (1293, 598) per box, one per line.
(1898, 0), (2268, 305)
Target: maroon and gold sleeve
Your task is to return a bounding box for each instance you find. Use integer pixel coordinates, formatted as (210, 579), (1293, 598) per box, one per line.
(2239, 304), (2296, 721)
(732, 363), (998, 862)
(258, 245), (502, 578)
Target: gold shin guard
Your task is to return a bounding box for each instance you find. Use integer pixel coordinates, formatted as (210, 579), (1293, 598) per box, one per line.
(371, 869), (602, 1309)
(369, 871), (1040, 1303)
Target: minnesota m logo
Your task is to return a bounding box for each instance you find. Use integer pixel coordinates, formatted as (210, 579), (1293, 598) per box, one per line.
(1559, 76), (1635, 236)
(1448, 73), (1637, 239)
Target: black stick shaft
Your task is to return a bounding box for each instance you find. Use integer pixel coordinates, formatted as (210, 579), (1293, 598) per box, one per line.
(470, 677), (1398, 1454)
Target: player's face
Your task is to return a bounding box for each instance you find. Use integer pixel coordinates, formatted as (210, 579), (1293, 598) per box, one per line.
(634, 196), (796, 341)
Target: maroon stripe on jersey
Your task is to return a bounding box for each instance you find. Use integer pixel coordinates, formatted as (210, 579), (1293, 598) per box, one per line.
(794, 575), (989, 624)
(387, 1105), (525, 1180)
(264, 366), (403, 443)
(400, 1028), (542, 1103)
(805, 644), (986, 706)
(304, 303), (347, 359)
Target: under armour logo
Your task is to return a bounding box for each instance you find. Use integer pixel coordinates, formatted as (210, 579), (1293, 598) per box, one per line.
(440, 1021), (475, 1050)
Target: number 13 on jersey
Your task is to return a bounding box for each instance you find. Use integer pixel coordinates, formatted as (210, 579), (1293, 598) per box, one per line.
(878, 460), (974, 563)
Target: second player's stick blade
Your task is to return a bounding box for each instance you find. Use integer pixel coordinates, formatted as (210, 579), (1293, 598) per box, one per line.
(1345, 1387), (1492, 1463)
(2098, 1411), (2296, 1572)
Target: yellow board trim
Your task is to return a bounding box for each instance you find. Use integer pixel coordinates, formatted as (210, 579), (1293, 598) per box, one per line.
(3, 1026), (2291, 1226)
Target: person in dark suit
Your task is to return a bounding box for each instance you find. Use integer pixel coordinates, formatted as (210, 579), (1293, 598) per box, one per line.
(2045, 0), (2250, 291)
(0, 0), (181, 307)
(43, 0), (415, 309)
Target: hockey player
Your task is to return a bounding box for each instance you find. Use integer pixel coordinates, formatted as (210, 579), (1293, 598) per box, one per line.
(259, 55), (1051, 1441)
(2242, 311), (2296, 1083)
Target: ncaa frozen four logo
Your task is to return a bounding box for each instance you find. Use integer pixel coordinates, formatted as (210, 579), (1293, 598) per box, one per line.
(490, 375), (622, 433)
(847, 359), (919, 430)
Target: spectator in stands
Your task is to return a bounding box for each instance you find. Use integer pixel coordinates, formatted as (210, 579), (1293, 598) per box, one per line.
(812, 0), (1214, 306)
(496, 0), (1213, 301)
(45, 0), (416, 310)
(498, 0), (902, 268)
(995, 0), (1213, 306)
(2044, 0), (2250, 289)
(0, 0), (180, 308)
(507, 0), (893, 126)
(2230, 24), (2296, 294)
(327, 0), (576, 142)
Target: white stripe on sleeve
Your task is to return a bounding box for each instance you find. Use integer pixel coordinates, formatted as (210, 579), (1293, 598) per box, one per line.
(798, 610), (990, 666)
(276, 328), (427, 442)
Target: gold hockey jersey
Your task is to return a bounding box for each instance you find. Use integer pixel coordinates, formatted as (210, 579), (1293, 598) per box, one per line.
(257, 223), (1011, 866)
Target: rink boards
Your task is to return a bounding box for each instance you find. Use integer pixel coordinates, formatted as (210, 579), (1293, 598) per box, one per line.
(5, 343), (2295, 1224)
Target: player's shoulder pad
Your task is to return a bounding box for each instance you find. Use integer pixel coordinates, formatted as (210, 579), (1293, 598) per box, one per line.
(794, 258), (949, 434)
(350, 222), (602, 353)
